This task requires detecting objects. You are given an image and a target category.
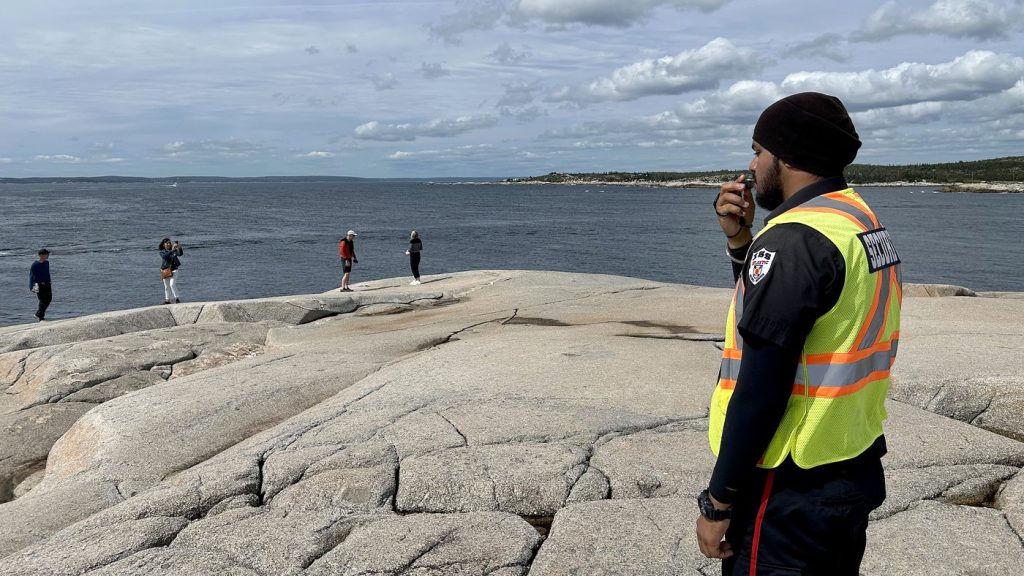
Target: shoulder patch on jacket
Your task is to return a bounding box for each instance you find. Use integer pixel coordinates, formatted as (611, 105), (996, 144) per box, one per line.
(748, 248), (776, 285)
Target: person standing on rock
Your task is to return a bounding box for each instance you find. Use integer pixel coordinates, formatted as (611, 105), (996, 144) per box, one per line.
(406, 230), (422, 285)
(29, 248), (52, 321)
(697, 92), (902, 574)
(339, 230), (358, 291)
(159, 238), (184, 304)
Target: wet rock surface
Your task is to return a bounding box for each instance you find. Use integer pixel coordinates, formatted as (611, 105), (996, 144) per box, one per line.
(0, 271), (1021, 575)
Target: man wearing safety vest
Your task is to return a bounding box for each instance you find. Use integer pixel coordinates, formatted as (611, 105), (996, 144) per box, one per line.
(697, 92), (901, 575)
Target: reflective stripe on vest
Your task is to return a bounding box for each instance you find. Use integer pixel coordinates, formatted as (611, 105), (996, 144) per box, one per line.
(709, 188), (902, 469)
(718, 337), (898, 397)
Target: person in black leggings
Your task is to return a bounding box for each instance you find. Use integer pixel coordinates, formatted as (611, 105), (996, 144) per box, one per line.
(29, 248), (52, 321)
(405, 230), (422, 285)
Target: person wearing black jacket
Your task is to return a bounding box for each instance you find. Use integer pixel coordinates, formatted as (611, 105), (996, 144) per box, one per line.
(159, 238), (184, 304)
(405, 230), (422, 285)
(697, 93), (899, 575)
(29, 248), (52, 321)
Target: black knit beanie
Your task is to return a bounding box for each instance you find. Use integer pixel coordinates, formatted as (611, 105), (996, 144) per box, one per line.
(752, 92), (861, 177)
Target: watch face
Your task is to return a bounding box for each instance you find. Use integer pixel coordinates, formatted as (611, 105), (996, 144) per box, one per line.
(698, 490), (729, 521)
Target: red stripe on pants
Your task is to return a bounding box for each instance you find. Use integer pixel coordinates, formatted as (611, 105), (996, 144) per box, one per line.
(749, 471), (775, 575)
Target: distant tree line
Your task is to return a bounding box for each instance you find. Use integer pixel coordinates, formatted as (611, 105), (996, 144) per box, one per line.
(509, 156), (1024, 184)
(845, 156), (1024, 183)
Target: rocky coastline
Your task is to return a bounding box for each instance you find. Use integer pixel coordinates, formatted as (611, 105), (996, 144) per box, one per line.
(495, 176), (1024, 193)
(1, 271), (1022, 575)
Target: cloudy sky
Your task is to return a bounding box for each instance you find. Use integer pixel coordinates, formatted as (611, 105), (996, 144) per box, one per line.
(3, 0), (1023, 177)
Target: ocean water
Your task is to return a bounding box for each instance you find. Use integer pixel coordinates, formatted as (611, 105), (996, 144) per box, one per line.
(1, 180), (1021, 327)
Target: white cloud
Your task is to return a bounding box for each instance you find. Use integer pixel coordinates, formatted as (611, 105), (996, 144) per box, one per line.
(514, 0), (731, 26)
(295, 151), (335, 159)
(781, 50), (1024, 109)
(550, 38), (761, 104)
(541, 53), (1024, 166)
(160, 139), (269, 159)
(487, 42), (530, 65)
(852, 102), (948, 130)
(497, 80), (543, 107)
(33, 154), (81, 163)
(499, 105), (547, 123)
(354, 115), (499, 141)
(421, 62), (452, 79)
(853, 0), (1022, 41)
(572, 140), (614, 149)
(388, 144), (496, 160)
(670, 51), (1023, 126)
(99, 157), (125, 163)
(429, 0), (732, 42)
(427, 0), (511, 43)
(783, 33), (850, 63)
(369, 73), (398, 91)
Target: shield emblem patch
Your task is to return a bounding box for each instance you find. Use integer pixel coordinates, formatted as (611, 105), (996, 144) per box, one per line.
(748, 248), (776, 285)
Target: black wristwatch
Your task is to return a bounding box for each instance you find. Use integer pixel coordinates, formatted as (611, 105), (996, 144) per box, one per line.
(697, 489), (732, 521)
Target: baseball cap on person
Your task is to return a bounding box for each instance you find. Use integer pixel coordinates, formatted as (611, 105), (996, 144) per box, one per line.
(347, 230), (357, 236)
(752, 92), (861, 177)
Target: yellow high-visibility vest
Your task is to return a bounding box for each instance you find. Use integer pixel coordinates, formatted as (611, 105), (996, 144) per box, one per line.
(709, 188), (902, 469)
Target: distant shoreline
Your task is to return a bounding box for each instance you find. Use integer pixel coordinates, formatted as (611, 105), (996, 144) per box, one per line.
(482, 178), (1024, 193)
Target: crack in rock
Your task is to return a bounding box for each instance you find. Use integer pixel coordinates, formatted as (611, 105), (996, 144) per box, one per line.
(71, 516), (191, 575)
(923, 379), (949, 411)
(437, 412), (469, 447)
(483, 559), (535, 576)
(255, 452), (267, 506)
(251, 384), (423, 478)
(592, 417), (705, 449)
(5, 355), (28, 390)
(365, 528), (456, 576)
(440, 316), (513, 344)
(474, 454), (500, 509)
(499, 308), (520, 325)
(968, 392), (999, 426)
(564, 446), (597, 494)
(619, 333), (724, 342)
(113, 482), (131, 502)
(872, 466), (1018, 521)
(391, 459), (401, 513)
(1003, 511), (1024, 548)
(299, 517), (362, 570)
(18, 349), (206, 409)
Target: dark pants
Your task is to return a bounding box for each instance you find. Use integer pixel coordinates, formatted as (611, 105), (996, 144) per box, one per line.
(410, 252), (421, 279)
(35, 283), (52, 320)
(722, 456), (886, 576)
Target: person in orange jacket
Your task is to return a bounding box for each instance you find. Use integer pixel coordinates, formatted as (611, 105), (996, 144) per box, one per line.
(338, 230), (358, 291)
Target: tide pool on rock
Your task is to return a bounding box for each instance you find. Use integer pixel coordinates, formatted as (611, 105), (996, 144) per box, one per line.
(0, 271), (1022, 575)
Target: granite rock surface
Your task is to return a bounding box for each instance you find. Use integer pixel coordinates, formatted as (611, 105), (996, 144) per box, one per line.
(0, 272), (1021, 575)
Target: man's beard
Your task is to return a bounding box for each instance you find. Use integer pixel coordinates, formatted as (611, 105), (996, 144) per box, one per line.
(754, 157), (784, 210)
